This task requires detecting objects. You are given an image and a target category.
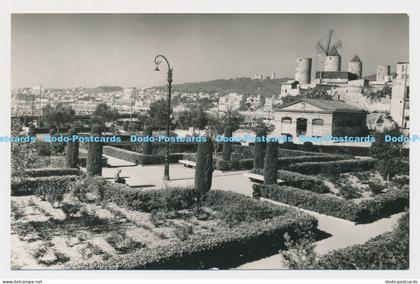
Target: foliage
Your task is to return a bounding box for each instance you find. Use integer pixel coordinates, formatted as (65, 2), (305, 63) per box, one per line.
(102, 146), (183, 165)
(11, 140), (38, 178)
(278, 154), (346, 170)
(281, 231), (317, 269)
(253, 128), (267, 169)
(142, 126), (153, 155)
(66, 128), (79, 168)
(142, 99), (172, 129)
(86, 126), (103, 176)
(264, 142), (278, 185)
(24, 168), (80, 177)
(317, 212), (409, 269)
(220, 107), (244, 131)
(91, 103), (119, 127)
(175, 105), (208, 131)
(280, 87), (332, 105)
(222, 126), (233, 161)
(370, 127), (406, 180)
(362, 85), (392, 102)
(256, 184), (408, 222)
(194, 138), (214, 198)
(71, 176), (108, 204)
(42, 103), (75, 130)
(287, 159), (375, 175)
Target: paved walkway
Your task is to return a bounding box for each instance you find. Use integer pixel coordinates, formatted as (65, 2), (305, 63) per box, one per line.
(100, 154), (403, 269)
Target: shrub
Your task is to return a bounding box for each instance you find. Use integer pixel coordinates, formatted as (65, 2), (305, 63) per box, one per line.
(264, 142), (278, 185)
(368, 181), (386, 195)
(66, 128), (79, 168)
(253, 128), (267, 169)
(86, 125), (103, 176)
(277, 170), (329, 194)
(222, 126), (233, 161)
(11, 176), (77, 196)
(142, 126), (153, 155)
(71, 176), (108, 204)
(24, 168), (80, 177)
(317, 213), (409, 269)
(257, 184), (408, 223)
(71, 196), (317, 269)
(278, 155), (346, 170)
(195, 138), (214, 195)
(287, 159), (375, 175)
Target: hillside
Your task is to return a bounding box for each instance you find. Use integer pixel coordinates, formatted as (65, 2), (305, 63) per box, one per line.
(148, 77), (292, 97)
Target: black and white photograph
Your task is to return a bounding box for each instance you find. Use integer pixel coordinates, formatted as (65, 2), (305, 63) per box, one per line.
(2, 9), (417, 281)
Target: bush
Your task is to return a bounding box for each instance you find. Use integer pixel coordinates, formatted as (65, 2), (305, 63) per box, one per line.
(317, 213), (409, 269)
(24, 168), (80, 177)
(86, 126), (103, 176)
(257, 184), (408, 223)
(11, 176), (77, 196)
(253, 128), (267, 169)
(66, 128), (79, 168)
(222, 126), (233, 161)
(71, 189), (317, 270)
(277, 171), (329, 194)
(278, 155), (346, 170)
(264, 142), (278, 185)
(288, 159), (375, 175)
(142, 126), (153, 155)
(195, 138), (214, 195)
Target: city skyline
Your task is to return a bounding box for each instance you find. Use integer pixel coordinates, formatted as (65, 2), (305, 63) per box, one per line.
(12, 14), (409, 89)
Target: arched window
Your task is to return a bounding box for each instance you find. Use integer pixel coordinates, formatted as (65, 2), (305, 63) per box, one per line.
(281, 117), (292, 124)
(312, 118), (324, 126)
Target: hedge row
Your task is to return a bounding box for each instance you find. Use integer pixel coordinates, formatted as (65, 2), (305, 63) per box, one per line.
(11, 176), (77, 196)
(278, 155), (347, 170)
(317, 213), (409, 269)
(252, 169), (330, 194)
(71, 185), (317, 269)
(255, 184), (409, 223)
(103, 146), (183, 165)
(288, 159), (375, 175)
(24, 168), (80, 177)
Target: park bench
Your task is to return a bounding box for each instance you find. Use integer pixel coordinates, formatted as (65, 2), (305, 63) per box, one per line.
(179, 160), (196, 168)
(243, 173), (284, 184)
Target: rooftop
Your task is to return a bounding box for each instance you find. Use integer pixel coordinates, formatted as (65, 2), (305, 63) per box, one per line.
(277, 98), (365, 113)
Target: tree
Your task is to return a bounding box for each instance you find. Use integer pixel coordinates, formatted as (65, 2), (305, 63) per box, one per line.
(86, 125), (103, 176)
(370, 127), (406, 182)
(194, 137), (214, 210)
(11, 133), (37, 178)
(253, 127), (267, 169)
(143, 126), (153, 155)
(264, 141), (278, 185)
(222, 126), (233, 161)
(91, 103), (119, 129)
(42, 103), (75, 132)
(148, 99), (171, 130)
(175, 106), (208, 132)
(220, 107), (244, 132)
(65, 128), (79, 168)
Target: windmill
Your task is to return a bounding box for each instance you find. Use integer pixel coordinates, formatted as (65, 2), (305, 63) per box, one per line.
(315, 30), (343, 75)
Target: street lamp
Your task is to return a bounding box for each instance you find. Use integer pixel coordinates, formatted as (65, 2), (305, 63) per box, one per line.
(154, 55), (173, 181)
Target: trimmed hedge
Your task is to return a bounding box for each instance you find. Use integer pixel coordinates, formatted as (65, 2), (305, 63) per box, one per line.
(317, 213), (409, 269)
(11, 176), (77, 196)
(278, 155), (347, 170)
(24, 168), (80, 177)
(103, 146), (183, 165)
(252, 169), (329, 194)
(288, 159), (375, 175)
(256, 184), (409, 223)
(71, 184), (317, 269)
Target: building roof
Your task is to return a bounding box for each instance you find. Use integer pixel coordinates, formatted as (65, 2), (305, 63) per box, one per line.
(350, 55), (362, 63)
(277, 98), (365, 113)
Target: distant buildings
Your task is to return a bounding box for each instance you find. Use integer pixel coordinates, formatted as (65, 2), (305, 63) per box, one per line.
(390, 62), (409, 131)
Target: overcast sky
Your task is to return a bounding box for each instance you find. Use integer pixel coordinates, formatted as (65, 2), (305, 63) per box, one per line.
(12, 14), (409, 89)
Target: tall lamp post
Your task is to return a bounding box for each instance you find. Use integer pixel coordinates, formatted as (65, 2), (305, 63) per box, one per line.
(154, 55), (173, 181)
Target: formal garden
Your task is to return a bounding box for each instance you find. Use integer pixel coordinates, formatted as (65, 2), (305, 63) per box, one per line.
(10, 121), (410, 270)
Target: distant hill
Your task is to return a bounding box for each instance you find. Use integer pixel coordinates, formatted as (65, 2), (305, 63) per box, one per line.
(148, 77), (292, 97)
(97, 86), (124, 93)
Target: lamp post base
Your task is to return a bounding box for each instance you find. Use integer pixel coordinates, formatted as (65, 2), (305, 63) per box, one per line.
(163, 174), (170, 181)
